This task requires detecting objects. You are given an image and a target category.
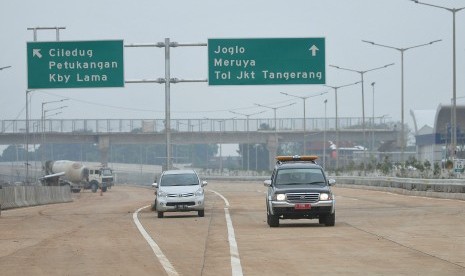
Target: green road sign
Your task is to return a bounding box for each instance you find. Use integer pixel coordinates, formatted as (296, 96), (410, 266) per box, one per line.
(455, 159), (464, 173)
(27, 40), (124, 89)
(208, 38), (325, 85)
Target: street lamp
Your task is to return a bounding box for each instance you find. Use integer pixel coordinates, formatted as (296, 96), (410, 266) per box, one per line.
(362, 38), (441, 163)
(44, 111), (63, 118)
(325, 81), (361, 170)
(323, 99), (328, 170)
(215, 118), (235, 173)
(41, 99), (68, 169)
(280, 91), (328, 155)
(25, 89), (36, 183)
(329, 63), (394, 173)
(230, 110), (266, 171)
(254, 102), (296, 169)
(371, 82), (376, 154)
(409, 0), (465, 160)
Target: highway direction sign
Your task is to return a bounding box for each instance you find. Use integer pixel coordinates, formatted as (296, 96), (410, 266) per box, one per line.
(27, 40), (124, 89)
(208, 38), (325, 85)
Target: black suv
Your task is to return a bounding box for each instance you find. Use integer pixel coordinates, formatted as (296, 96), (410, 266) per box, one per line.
(264, 155), (336, 227)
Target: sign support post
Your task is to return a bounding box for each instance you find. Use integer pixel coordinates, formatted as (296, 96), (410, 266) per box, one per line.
(125, 39), (207, 170)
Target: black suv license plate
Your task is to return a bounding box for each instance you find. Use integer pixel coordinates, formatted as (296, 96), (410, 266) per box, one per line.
(295, 203), (311, 210)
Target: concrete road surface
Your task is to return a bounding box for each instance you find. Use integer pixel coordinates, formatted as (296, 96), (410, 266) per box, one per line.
(1, 182), (465, 275)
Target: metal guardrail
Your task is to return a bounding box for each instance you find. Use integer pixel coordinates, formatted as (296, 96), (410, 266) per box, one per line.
(1, 117), (393, 134)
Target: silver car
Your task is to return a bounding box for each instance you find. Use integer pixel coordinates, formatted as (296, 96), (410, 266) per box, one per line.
(153, 170), (207, 218)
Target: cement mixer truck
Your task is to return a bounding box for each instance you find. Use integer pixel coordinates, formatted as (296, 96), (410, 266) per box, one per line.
(41, 160), (114, 193)
(41, 160), (89, 193)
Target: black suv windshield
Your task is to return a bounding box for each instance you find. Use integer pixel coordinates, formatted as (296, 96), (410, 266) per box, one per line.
(160, 173), (199, 186)
(276, 168), (326, 185)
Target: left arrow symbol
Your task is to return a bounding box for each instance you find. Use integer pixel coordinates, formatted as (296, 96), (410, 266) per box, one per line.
(33, 49), (42, 58)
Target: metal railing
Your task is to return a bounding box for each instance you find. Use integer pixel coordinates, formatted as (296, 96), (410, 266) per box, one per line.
(0, 117), (393, 134)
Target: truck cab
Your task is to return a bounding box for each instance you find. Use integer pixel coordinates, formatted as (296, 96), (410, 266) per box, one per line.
(87, 166), (114, 192)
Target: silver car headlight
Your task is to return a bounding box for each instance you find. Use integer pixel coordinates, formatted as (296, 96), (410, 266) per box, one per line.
(157, 190), (168, 198)
(320, 193), (331, 201)
(195, 188), (204, 196)
(274, 193), (286, 201)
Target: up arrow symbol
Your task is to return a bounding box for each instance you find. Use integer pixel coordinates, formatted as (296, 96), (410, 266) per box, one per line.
(309, 45), (319, 57)
(33, 49), (42, 58)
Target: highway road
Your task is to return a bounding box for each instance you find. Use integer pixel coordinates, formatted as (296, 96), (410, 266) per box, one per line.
(1, 182), (465, 275)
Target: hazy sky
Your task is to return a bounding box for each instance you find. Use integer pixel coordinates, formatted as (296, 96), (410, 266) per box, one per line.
(2, 0), (465, 129)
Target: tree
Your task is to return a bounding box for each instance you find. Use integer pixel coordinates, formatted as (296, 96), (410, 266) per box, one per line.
(1, 145), (25, 162)
(379, 156), (392, 175)
(190, 144), (218, 168)
(238, 143), (269, 171)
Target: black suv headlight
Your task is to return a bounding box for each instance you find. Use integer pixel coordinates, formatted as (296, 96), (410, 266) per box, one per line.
(273, 193), (286, 201)
(319, 193), (332, 201)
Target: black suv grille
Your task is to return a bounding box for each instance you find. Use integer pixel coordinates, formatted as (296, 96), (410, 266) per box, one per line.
(286, 193), (319, 203)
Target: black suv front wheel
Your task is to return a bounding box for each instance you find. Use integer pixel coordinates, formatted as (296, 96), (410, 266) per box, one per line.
(319, 212), (335, 227)
(267, 206), (280, 227)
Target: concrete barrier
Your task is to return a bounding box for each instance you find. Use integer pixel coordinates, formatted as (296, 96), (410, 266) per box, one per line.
(201, 175), (465, 201)
(0, 186), (72, 211)
(333, 176), (465, 200)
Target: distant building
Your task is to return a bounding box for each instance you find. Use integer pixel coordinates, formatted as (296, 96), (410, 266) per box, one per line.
(411, 105), (465, 164)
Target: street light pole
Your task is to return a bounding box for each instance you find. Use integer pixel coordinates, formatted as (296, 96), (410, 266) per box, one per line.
(325, 81), (361, 171)
(230, 110), (266, 171)
(215, 119), (231, 173)
(255, 102), (295, 169)
(41, 99), (68, 170)
(362, 38), (441, 163)
(323, 99), (328, 170)
(25, 89), (35, 184)
(371, 82), (376, 154)
(329, 63), (394, 174)
(409, 0), (465, 160)
(280, 91), (327, 155)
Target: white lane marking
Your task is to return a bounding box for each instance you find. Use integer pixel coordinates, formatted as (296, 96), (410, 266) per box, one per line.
(208, 189), (244, 276)
(133, 206), (179, 276)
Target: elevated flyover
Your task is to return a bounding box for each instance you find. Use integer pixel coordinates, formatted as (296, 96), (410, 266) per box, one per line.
(0, 117), (399, 166)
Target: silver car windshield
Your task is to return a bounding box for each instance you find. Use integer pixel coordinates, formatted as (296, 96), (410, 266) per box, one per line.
(276, 168), (326, 185)
(160, 173), (199, 186)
